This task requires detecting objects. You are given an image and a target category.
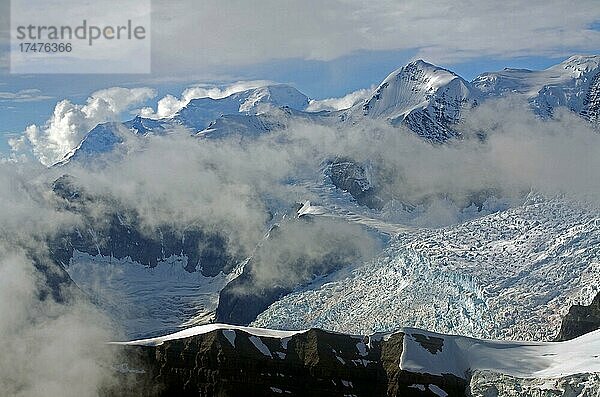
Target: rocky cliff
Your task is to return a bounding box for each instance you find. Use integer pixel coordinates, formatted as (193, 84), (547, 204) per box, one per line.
(106, 328), (466, 397)
(556, 291), (600, 341)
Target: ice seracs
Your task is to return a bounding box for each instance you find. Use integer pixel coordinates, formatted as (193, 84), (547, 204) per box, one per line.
(253, 196), (600, 342)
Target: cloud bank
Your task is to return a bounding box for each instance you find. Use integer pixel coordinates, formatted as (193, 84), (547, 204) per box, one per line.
(306, 86), (375, 112)
(0, 89), (52, 103)
(149, 0), (600, 73)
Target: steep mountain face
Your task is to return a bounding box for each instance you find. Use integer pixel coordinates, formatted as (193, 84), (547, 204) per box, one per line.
(581, 69), (600, 123)
(106, 326), (465, 397)
(325, 159), (384, 210)
(196, 106), (336, 140)
(57, 117), (172, 165)
(345, 60), (481, 141)
(105, 323), (599, 397)
(50, 175), (236, 275)
(57, 122), (128, 165)
(473, 55), (600, 118)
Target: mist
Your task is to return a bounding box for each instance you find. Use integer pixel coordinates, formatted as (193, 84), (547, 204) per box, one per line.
(0, 162), (120, 396)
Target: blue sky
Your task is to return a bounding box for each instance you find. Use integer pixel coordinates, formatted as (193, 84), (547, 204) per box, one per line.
(1, 0), (599, 156)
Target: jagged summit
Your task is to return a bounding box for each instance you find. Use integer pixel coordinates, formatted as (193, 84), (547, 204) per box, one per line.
(361, 59), (473, 118)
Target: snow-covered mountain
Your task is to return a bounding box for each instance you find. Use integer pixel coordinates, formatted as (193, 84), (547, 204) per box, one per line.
(344, 60), (481, 141)
(175, 84), (309, 131)
(58, 84), (309, 164)
(473, 55), (600, 118)
(58, 55), (600, 166)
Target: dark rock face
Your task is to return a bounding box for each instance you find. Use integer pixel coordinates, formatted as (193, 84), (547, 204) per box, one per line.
(556, 292), (600, 341)
(581, 71), (600, 123)
(215, 270), (290, 326)
(48, 175), (236, 277)
(325, 158), (504, 214)
(326, 159), (384, 210)
(106, 329), (466, 397)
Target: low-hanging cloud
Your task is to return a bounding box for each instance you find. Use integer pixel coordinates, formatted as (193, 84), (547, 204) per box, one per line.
(0, 246), (119, 397)
(306, 86), (375, 112)
(65, 95), (600, 235)
(249, 218), (380, 289)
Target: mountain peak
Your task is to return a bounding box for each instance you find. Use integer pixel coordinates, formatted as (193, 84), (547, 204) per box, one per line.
(386, 59), (459, 82)
(233, 84), (309, 113)
(406, 59), (454, 72)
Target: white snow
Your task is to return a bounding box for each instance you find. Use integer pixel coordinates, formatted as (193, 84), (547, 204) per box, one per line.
(472, 55), (600, 116)
(66, 251), (233, 339)
(222, 329), (236, 347)
(355, 341), (368, 357)
(297, 200), (327, 217)
(399, 327), (600, 380)
(249, 335), (273, 357)
(281, 337), (291, 349)
(111, 322), (600, 382)
(428, 384), (448, 397)
(343, 59), (480, 140)
(112, 323), (306, 346)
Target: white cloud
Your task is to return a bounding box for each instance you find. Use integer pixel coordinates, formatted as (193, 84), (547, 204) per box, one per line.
(0, 89), (52, 102)
(139, 80), (274, 119)
(306, 86), (375, 112)
(148, 0), (600, 73)
(21, 87), (156, 166)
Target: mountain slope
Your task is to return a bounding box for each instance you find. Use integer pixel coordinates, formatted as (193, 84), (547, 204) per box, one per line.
(174, 84), (309, 132)
(345, 60), (481, 141)
(58, 85), (309, 165)
(473, 54), (600, 118)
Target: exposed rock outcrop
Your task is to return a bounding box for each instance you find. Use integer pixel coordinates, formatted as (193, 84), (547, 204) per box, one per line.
(556, 292), (600, 341)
